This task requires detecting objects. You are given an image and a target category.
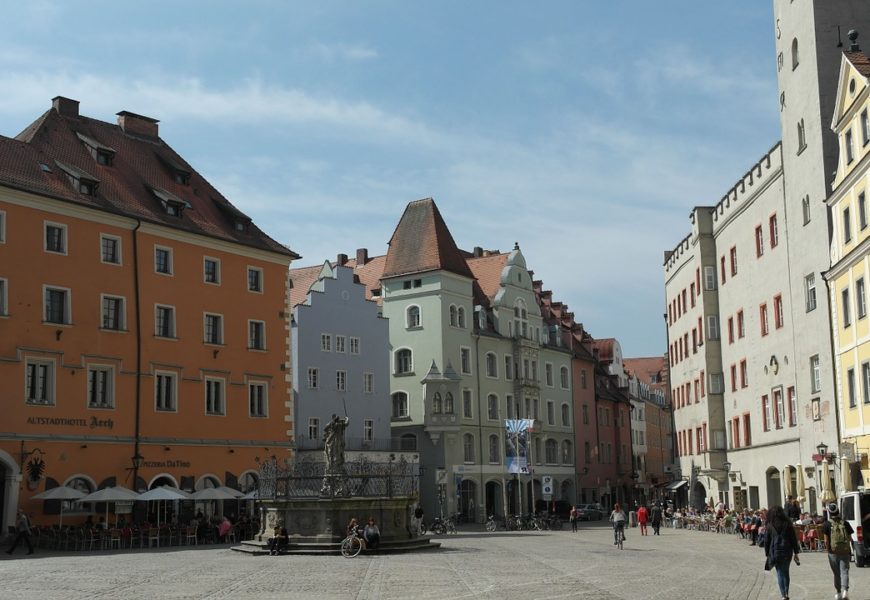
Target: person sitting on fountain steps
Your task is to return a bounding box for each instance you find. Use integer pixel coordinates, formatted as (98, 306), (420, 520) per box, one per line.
(269, 526), (289, 555)
(364, 517), (381, 550)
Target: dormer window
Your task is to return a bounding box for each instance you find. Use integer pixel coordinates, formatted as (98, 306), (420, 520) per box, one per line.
(151, 187), (190, 218)
(76, 132), (115, 167)
(174, 171), (190, 185)
(55, 161), (99, 197)
(156, 152), (191, 185)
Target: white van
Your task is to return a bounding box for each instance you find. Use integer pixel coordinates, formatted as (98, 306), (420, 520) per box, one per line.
(839, 490), (870, 567)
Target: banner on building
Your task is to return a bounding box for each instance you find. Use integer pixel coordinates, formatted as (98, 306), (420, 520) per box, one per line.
(505, 419), (534, 474)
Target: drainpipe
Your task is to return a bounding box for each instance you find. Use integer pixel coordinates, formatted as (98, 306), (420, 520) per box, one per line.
(132, 220), (143, 490)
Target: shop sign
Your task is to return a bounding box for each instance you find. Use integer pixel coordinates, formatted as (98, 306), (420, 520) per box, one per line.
(142, 460), (191, 468)
(26, 416), (115, 429)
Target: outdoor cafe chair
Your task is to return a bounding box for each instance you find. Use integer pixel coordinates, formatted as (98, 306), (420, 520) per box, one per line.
(147, 527), (160, 548)
(108, 528), (122, 550)
(184, 526), (198, 545)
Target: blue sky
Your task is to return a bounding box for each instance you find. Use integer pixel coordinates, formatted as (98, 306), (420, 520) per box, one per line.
(0, 1), (781, 357)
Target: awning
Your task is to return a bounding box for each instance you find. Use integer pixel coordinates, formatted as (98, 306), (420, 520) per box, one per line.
(665, 480), (687, 491)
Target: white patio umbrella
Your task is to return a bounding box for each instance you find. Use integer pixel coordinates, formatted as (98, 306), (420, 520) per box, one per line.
(216, 486), (244, 499)
(32, 486), (86, 527)
(841, 456), (854, 492)
(137, 486), (191, 526)
(77, 486), (141, 526)
(782, 465), (792, 502)
(190, 487), (238, 501)
(820, 459), (836, 505)
(795, 464), (806, 508)
(241, 489), (259, 500)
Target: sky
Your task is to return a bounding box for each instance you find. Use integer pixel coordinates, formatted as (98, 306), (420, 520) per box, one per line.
(0, 1), (782, 357)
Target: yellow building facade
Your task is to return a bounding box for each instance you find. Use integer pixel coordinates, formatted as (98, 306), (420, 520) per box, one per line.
(826, 47), (870, 490)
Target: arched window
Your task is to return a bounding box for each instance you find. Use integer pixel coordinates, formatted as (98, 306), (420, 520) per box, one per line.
(400, 432), (417, 451)
(463, 433), (475, 462)
(432, 392), (442, 414)
(791, 37), (799, 70)
(449, 305), (457, 326)
(560, 366), (569, 389)
(487, 393), (499, 420)
(485, 352), (498, 378)
(392, 391), (409, 418)
(444, 392), (454, 414)
(488, 434), (500, 463)
(561, 403), (570, 427)
(545, 439), (558, 464)
(561, 440), (573, 464)
(395, 349), (413, 374)
(457, 306), (466, 328)
(406, 305), (421, 328)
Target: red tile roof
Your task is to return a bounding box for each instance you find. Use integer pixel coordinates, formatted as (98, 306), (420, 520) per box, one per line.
(467, 253), (508, 300)
(382, 198), (474, 280)
(288, 263), (327, 308)
(289, 254), (388, 307)
(845, 51), (870, 77)
(1, 99), (297, 258)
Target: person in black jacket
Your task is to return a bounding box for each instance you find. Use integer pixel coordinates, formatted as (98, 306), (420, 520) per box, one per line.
(764, 505), (801, 600)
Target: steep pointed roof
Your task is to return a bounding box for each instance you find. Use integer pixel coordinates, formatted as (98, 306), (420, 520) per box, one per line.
(382, 198), (474, 280)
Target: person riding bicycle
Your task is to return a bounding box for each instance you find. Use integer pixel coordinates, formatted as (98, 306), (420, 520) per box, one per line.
(609, 503), (627, 546)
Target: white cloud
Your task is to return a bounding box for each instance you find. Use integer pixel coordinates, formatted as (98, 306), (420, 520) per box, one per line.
(301, 42), (379, 63)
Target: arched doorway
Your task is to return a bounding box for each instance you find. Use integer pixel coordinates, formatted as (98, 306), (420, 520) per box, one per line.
(148, 474), (182, 525)
(0, 449), (20, 535)
(765, 467), (781, 509)
(560, 479), (574, 504)
(459, 480), (477, 522)
(485, 480), (502, 519)
(692, 481), (706, 510)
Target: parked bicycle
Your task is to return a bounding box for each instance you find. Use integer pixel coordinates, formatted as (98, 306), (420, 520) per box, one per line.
(424, 515), (457, 535)
(340, 529), (366, 558)
(485, 514), (498, 532)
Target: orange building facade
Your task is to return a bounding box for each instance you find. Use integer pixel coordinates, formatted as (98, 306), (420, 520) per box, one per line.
(0, 97), (297, 530)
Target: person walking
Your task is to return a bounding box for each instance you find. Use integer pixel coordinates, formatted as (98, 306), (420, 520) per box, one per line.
(569, 505), (579, 533)
(637, 504), (649, 536)
(6, 509), (34, 556)
(822, 502), (854, 600)
(650, 502), (663, 535)
(764, 505), (800, 600)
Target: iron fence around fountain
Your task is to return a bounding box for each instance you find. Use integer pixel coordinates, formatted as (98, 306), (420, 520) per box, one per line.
(257, 455), (418, 500)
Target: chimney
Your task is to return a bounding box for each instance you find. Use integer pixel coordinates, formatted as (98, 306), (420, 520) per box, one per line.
(336, 253), (348, 266)
(473, 246), (483, 257)
(355, 248), (369, 265)
(116, 110), (159, 138)
(52, 96), (79, 117)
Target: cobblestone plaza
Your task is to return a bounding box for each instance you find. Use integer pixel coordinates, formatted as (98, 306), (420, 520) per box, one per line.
(2, 523), (867, 599)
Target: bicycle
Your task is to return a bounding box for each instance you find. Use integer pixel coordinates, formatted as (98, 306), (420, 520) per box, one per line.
(340, 529), (366, 558)
(615, 525), (625, 550)
(485, 515), (497, 532)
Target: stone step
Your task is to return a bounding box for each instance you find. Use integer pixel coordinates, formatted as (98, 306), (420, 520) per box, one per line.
(231, 538), (441, 556)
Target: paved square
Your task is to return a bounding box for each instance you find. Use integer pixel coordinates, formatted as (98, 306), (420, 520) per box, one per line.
(1, 523), (867, 599)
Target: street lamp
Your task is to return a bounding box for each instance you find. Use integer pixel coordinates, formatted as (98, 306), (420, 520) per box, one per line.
(816, 442), (828, 457)
(722, 461), (731, 473)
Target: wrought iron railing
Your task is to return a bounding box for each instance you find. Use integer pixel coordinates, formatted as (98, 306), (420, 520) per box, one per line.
(258, 455), (418, 500)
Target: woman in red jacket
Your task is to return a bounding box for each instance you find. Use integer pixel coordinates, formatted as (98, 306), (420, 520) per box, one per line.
(637, 504), (649, 536)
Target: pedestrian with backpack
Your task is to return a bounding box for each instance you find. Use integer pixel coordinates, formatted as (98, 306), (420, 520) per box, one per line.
(763, 505), (800, 600)
(822, 502), (854, 600)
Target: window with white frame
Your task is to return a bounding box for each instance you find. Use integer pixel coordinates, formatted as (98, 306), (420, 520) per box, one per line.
(336, 370), (346, 391)
(545, 363), (554, 387)
(155, 371), (176, 411)
(45, 222), (67, 254)
(0, 278), (7, 316)
(335, 335), (346, 353)
(155, 304), (175, 338)
(308, 417), (319, 440)
(460, 347), (471, 374)
(463, 433), (475, 463)
(100, 235), (121, 265)
(449, 305), (457, 326)
(504, 355), (513, 380)
(247, 267), (263, 292)
(154, 246), (173, 274)
(561, 403), (570, 426)
(248, 320), (265, 350)
(349, 337), (360, 354)
(204, 313), (223, 344)
(703, 266), (717, 290)
(249, 382), (267, 417)
(810, 355), (821, 393)
(364, 419), (373, 442)
(392, 392), (409, 418)
(457, 306), (466, 328)
(25, 359), (54, 405)
(462, 389), (472, 418)
(805, 273), (817, 312)
(406, 305), (421, 328)
(561, 440), (572, 464)
(444, 392), (454, 413)
(203, 257), (220, 284)
(488, 434), (500, 463)
(545, 439), (558, 464)
(395, 348), (413, 374)
(487, 394), (499, 420)
(205, 378), (225, 415)
(44, 286), (70, 324)
(307, 367), (318, 389)
(858, 278), (867, 320)
(321, 333), (332, 351)
(547, 400), (555, 425)
(432, 392), (442, 414)
(87, 365), (114, 408)
(560, 366), (569, 389)
(485, 352), (497, 378)
(101, 295), (125, 330)
(363, 372), (374, 393)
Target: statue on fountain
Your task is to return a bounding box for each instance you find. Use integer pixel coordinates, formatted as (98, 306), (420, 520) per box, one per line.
(320, 414), (350, 496)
